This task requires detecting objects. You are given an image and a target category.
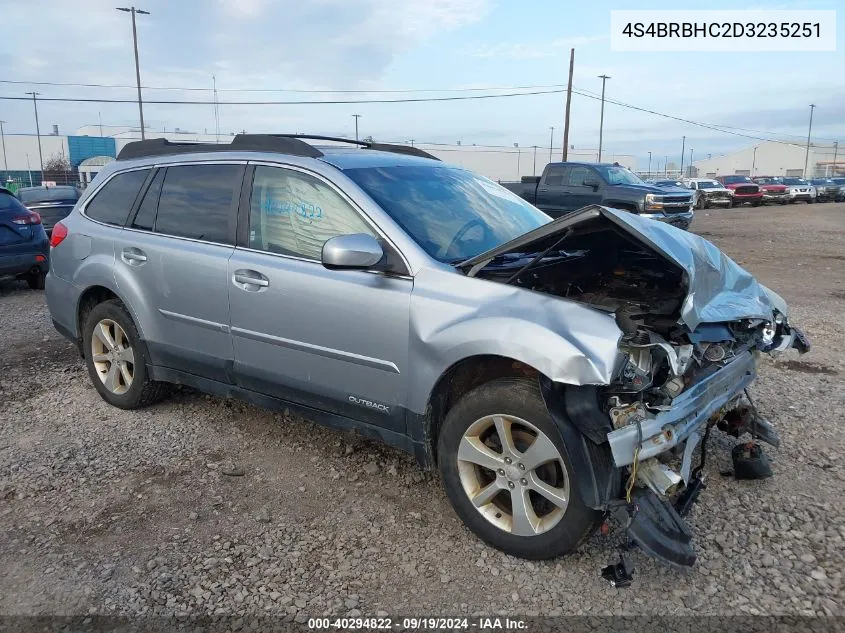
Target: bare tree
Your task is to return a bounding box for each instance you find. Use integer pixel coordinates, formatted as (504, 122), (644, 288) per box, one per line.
(42, 154), (74, 185)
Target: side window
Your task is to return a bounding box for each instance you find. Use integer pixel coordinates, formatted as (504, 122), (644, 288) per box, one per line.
(543, 166), (567, 186)
(248, 166), (375, 260)
(84, 169), (149, 226)
(154, 164), (240, 244)
(131, 169), (164, 231)
(565, 166), (594, 186)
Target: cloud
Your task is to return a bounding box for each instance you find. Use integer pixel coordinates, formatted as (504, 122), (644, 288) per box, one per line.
(466, 35), (606, 59)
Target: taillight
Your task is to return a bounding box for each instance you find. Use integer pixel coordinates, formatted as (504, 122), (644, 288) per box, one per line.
(12, 211), (42, 225)
(50, 221), (68, 248)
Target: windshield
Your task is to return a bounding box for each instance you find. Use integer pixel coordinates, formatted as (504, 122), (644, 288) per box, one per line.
(753, 177), (779, 184)
(697, 181), (722, 189)
(782, 178), (808, 185)
(654, 180), (683, 187)
(723, 175), (752, 184)
(594, 165), (643, 185)
(17, 186), (80, 203)
(345, 165), (551, 263)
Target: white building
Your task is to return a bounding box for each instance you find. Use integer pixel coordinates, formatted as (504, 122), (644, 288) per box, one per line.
(691, 140), (842, 179)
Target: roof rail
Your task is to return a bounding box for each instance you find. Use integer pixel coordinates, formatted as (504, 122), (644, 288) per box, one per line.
(117, 136), (323, 161)
(116, 133), (439, 162)
(279, 135), (440, 161)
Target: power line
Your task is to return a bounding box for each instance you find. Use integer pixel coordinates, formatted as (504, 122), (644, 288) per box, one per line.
(0, 78), (567, 94)
(0, 88), (568, 105)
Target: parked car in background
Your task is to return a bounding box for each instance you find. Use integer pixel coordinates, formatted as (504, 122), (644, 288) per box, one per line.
(502, 162), (694, 229)
(829, 178), (845, 201)
(683, 178), (733, 209)
(16, 185), (82, 236)
(0, 186), (49, 289)
(715, 175), (763, 206)
(751, 177), (789, 205)
(809, 178), (840, 202)
(781, 178), (816, 203)
(45, 134), (808, 570)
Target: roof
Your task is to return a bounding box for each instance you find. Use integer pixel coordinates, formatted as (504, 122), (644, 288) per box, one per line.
(316, 146), (445, 170)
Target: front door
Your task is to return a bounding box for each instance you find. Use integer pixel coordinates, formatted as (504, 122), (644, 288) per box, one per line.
(227, 164), (412, 432)
(559, 165), (604, 211)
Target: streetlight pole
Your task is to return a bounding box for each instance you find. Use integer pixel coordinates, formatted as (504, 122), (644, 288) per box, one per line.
(680, 135), (685, 179)
(0, 120), (7, 174)
(533, 145), (538, 176)
(548, 127), (554, 163)
(26, 153), (33, 186)
(833, 141), (838, 176)
(689, 148), (694, 177)
(803, 104), (816, 179)
(25, 92), (44, 174)
(752, 146), (757, 176)
(664, 155), (668, 178)
(647, 151), (652, 177)
(597, 74), (611, 162)
(117, 7), (150, 140)
(352, 114), (361, 141)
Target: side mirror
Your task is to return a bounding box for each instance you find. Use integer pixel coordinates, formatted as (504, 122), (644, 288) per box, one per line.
(321, 233), (384, 270)
(582, 178), (600, 190)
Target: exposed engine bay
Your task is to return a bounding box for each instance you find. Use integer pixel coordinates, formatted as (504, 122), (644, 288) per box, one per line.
(467, 208), (810, 577)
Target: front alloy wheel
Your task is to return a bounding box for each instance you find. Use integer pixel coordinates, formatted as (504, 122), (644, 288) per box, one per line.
(457, 414), (569, 536)
(91, 318), (135, 394)
(437, 378), (602, 559)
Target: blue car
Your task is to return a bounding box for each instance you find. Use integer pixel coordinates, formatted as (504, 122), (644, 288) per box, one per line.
(0, 187), (50, 289)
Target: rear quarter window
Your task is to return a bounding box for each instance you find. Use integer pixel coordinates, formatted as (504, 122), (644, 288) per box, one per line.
(85, 170), (150, 226)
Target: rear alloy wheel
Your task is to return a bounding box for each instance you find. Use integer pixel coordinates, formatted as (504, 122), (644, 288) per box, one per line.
(90, 318), (135, 395)
(438, 378), (600, 559)
(82, 299), (169, 409)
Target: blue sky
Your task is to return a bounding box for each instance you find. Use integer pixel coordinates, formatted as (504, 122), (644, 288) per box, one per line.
(0, 0), (842, 164)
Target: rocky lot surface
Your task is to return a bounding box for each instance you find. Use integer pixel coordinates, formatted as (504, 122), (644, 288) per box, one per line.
(1, 203), (844, 621)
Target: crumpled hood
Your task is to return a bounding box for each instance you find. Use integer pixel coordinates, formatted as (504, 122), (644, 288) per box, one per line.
(603, 208), (779, 330)
(460, 205), (782, 332)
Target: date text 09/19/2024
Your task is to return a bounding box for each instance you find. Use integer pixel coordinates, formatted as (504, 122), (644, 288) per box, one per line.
(307, 617), (527, 630)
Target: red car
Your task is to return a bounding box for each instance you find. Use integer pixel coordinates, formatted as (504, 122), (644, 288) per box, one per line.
(751, 177), (789, 205)
(715, 175), (764, 206)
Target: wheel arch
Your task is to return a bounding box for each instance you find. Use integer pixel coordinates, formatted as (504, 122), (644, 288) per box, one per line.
(76, 283), (147, 356)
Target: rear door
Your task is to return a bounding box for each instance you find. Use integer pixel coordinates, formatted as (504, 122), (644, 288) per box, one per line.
(534, 166), (570, 217)
(114, 162), (244, 382)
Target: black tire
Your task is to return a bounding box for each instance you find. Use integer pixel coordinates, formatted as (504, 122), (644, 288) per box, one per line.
(696, 195), (707, 210)
(752, 200), (762, 207)
(26, 273), (46, 290)
(780, 199), (788, 205)
(437, 378), (602, 560)
(82, 299), (169, 409)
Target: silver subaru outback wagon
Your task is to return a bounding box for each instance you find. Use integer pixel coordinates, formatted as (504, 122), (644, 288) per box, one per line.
(46, 134), (808, 571)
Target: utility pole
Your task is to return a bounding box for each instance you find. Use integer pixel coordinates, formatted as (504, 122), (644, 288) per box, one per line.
(680, 135), (686, 179)
(689, 148), (694, 177)
(803, 104), (816, 179)
(24, 92), (44, 174)
(562, 48), (574, 161)
(832, 140), (838, 176)
(533, 146), (538, 176)
(752, 146), (757, 176)
(597, 74), (610, 162)
(0, 120), (7, 174)
(664, 156), (668, 178)
(515, 145), (521, 177)
(647, 151), (652, 177)
(213, 75), (220, 143)
(26, 153), (33, 186)
(352, 114), (361, 141)
(117, 7), (150, 140)
(548, 127), (554, 163)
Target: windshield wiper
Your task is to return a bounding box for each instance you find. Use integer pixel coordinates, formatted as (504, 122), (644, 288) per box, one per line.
(503, 228), (573, 285)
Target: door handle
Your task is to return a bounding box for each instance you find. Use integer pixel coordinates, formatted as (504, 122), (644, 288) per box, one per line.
(233, 269), (269, 290)
(121, 248), (147, 265)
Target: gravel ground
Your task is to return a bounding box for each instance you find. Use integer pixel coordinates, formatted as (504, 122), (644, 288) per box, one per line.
(1, 202), (844, 621)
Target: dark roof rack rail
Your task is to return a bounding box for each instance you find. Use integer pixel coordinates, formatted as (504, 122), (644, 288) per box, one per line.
(117, 136), (323, 161)
(117, 133), (440, 162)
